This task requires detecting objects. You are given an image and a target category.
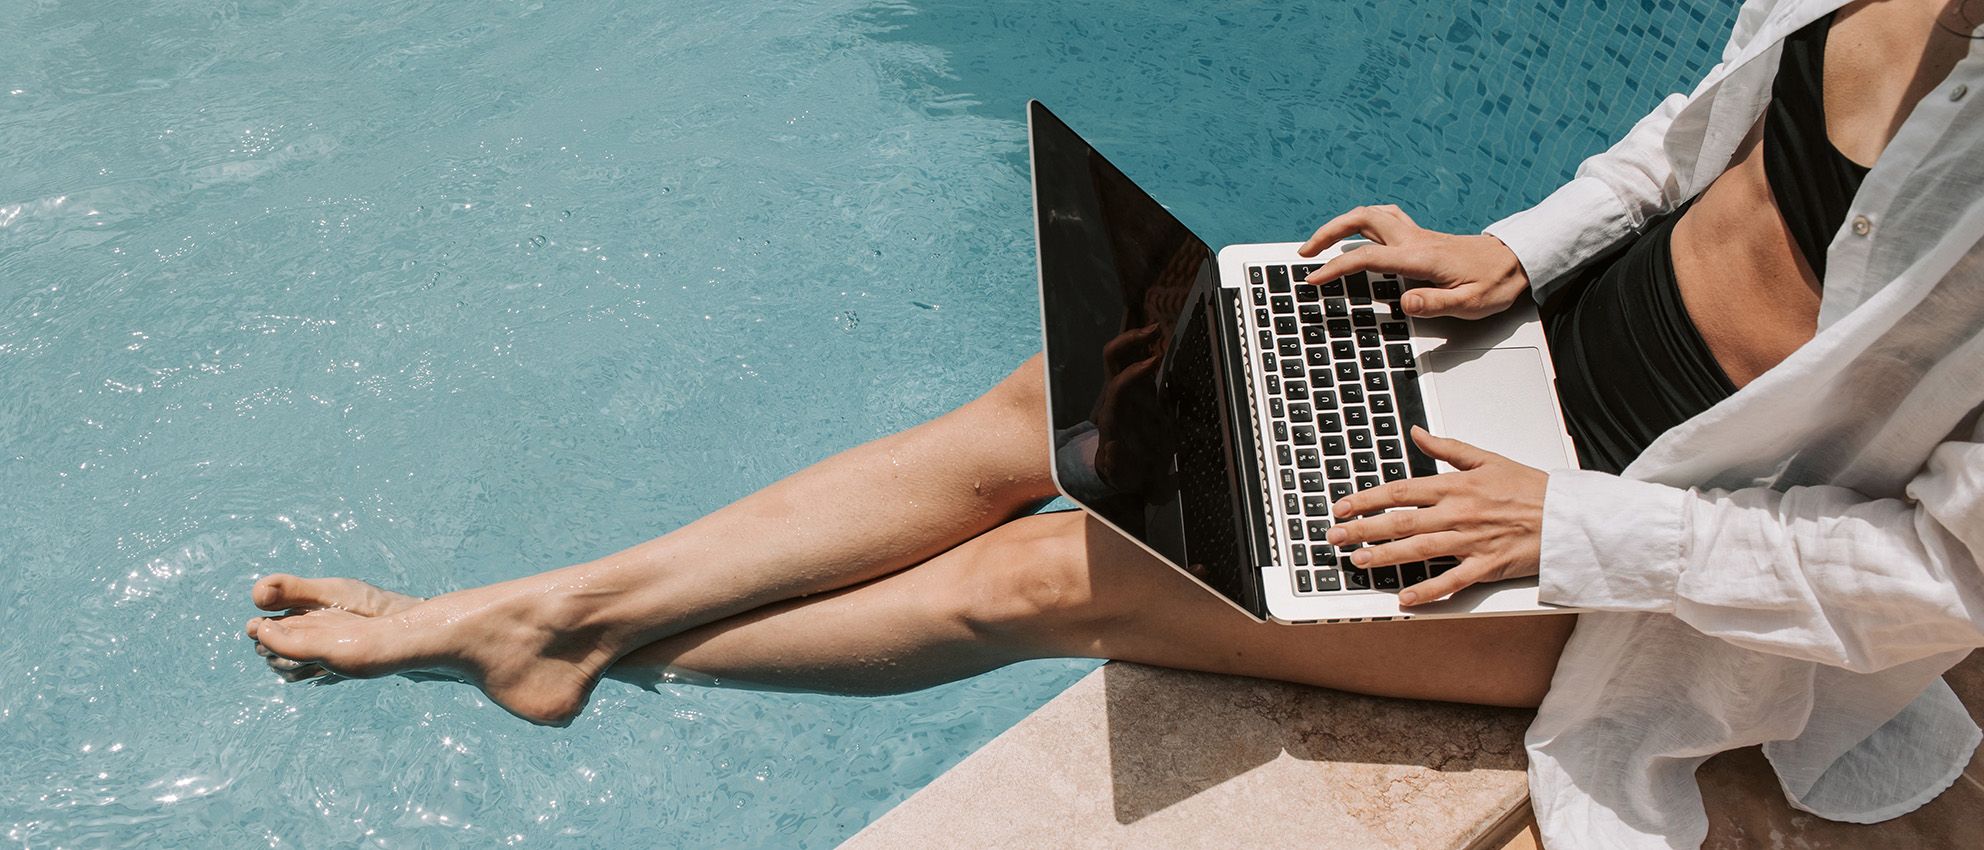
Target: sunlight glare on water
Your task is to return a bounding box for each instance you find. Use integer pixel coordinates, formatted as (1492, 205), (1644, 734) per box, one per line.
(0, 0), (1732, 846)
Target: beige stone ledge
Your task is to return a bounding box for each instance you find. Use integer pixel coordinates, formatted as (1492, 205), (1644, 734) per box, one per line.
(841, 662), (1533, 850)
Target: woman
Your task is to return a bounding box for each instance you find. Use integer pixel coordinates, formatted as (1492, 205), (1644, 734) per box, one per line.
(247, 0), (1983, 845)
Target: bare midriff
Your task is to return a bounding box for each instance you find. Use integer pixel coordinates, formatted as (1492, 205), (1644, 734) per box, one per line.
(1667, 0), (1967, 389)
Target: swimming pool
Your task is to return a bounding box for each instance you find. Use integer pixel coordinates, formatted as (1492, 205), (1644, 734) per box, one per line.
(0, 1), (1735, 847)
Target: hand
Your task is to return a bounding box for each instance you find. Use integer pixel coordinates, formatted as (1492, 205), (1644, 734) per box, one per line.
(1327, 427), (1547, 606)
(1296, 205), (1531, 320)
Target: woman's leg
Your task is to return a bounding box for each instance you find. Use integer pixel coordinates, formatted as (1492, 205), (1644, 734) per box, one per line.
(612, 511), (1574, 708)
(247, 356), (1062, 723)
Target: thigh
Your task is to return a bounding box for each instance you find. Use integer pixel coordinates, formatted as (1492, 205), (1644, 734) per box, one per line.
(1065, 514), (1576, 708)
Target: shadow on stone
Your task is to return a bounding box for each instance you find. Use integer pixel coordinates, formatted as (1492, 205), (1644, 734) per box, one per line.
(1100, 650), (1531, 825)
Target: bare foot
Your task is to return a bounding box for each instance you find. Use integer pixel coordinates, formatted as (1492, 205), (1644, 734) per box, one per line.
(246, 573), (617, 725)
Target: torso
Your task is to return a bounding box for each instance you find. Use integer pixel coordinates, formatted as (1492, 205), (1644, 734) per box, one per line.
(1670, 0), (1973, 387)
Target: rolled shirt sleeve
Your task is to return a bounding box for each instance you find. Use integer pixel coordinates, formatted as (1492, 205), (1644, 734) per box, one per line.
(1539, 429), (1984, 674)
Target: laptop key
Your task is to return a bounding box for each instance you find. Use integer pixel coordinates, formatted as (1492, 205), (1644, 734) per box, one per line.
(1331, 339), (1356, 359)
(1268, 264), (1292, 292)
(1299, 471), (1326, 491)
(1356, 474), (1381, 491)
(1373, 567), (1401, 590)
(1296, 569), (1313, 593)
(1347, 271), (1371, 300)
(1278, 338), (1301, 357)
(1325, 298), (1350, 318)
(1282, 359), (1305, 378)
(1274, 316), (1297, 335)
(1381, 321), (1409, 341)
(1369, 393), (1395, 415)
(1399, 561), (1428, 586)
(1343, 566), (1371, 589)
(1334, 362), (1359, 383)
(1378, 439), (1403, 460)
(1296, 284), (1320, 304)
(1360, 350), (1386, 370)
(1344, 406), (1369, 427)
(1340, 383), (1364, 405)
(1292, 425), (1317, 445)
(1272, 295), (1294, 314)
(1294, 263), (1322, 279)
(1329, 482), (1353, 501)
(1296, 448), (1321, 469)
(1273, 421), (1289, 441)
(1312, 389), (1337, 408)
(1372, 415), (1398, 437)
(1386, 343), (1415, 368)
(1309, 368), (1332, 387)
(1306, 348), (1329, 367)
(1381, 461), (1408, 481)
(1265, 374), (1281, 395)
(1365, 372), (1389, 392)
(1373, 278), (1402, 300)
(1298, 303), (1323, 323)
(1307, 519), (1331, 539)
(1288, 518), (1305, 540)
(1313, 568), (1342, 591)
(1352, 451), (1377, 474)
(1277, 445), (1293, 466)
(1270, 397), (1286, 418)
(1327, 319), (1352, 336)
(1289, 402), (1314, 421)
(1286, 493), (1302, 514)
(1321, 435), (1347, 456)
(1320, 278), (1346, 297)
(1257, 308), (1272, 326)
(1312, 546), (1338, 567)
(1302, 325), (1327, 345)
(1348, 429), (1373, 450)
(1356, 328), (1381, 347)
(1316, 411), (1342, 431)
(1250, 266), (1265, 285)
(1280, 468), (1296, 490)
(1351, 307), (1376, 327)
(1324, 457), (1351, 479)
(1302, 495), (1329, 514)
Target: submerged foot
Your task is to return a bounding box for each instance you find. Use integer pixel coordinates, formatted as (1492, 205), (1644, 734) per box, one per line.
(246, 573), (615, 725)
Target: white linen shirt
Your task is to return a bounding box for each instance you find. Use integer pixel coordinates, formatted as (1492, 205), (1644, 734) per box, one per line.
(1481, 0), (1984, 846)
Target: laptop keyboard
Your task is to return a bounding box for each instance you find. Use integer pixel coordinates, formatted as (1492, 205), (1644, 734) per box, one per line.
(1245, 264), (1458, 595)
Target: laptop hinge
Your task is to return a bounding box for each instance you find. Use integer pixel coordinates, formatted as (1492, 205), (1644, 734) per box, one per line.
(1212, 286), (1271, 616)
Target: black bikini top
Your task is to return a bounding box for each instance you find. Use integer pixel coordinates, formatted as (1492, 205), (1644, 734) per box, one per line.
(1762, 12), (1871, 280)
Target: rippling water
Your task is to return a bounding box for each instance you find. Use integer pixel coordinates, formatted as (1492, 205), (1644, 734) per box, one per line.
(0, 1), (1732, 847)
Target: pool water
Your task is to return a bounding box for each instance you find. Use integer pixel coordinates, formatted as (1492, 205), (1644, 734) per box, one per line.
(0, 1), (1734, 847)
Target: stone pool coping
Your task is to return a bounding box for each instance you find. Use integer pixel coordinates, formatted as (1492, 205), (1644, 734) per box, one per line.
(844, 655), (1984, 849)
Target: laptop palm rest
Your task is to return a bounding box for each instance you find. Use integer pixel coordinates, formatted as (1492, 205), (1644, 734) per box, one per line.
(1418, 347), (1575, 471)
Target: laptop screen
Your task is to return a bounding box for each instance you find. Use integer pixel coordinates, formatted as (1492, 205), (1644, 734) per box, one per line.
(1029, 101), (1260, 611)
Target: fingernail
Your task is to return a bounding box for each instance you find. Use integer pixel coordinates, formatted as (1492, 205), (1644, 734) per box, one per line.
(1327, 527), (1344, 544)
(1399, 591), (1419, 605)
(1350, 549), (1370, 565)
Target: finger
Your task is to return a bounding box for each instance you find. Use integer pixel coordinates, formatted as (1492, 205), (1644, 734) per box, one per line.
(1398, 282), (1493, 319)
(1333, 475), (1446, 519)
(1327, 505), (1453, 546)
(1101, 324), (1161, 372)
(1343, 530), (1469, 569)
(1410, 426), (1500, 471)
(1398, 557), (1497, 607)
(1298, 206), (1415, 256)
(1304, 243), (1442, 286)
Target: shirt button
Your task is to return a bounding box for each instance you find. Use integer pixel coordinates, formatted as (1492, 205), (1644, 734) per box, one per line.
(1953, 83), (1970, 102)
(1851, 215), (1872, 236)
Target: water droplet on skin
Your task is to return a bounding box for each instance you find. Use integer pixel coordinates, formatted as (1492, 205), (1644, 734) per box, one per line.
(561, 209), (572, 219)
(528, 235), (547, 249)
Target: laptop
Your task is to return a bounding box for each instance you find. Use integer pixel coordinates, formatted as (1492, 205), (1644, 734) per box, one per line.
(1029, 101), (1582, 624)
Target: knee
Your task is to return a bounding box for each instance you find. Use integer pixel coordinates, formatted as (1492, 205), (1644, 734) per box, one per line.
(975, 354), (1046, 426)
(952, 514), (1119, 644)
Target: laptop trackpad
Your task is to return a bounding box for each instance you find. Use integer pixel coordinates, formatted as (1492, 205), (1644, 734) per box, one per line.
(1417, 347), (1575, 471)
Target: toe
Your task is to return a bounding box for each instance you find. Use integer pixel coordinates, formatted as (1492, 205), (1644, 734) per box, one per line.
(252, 574), (420, 616)
(254, 611), (399, 678)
